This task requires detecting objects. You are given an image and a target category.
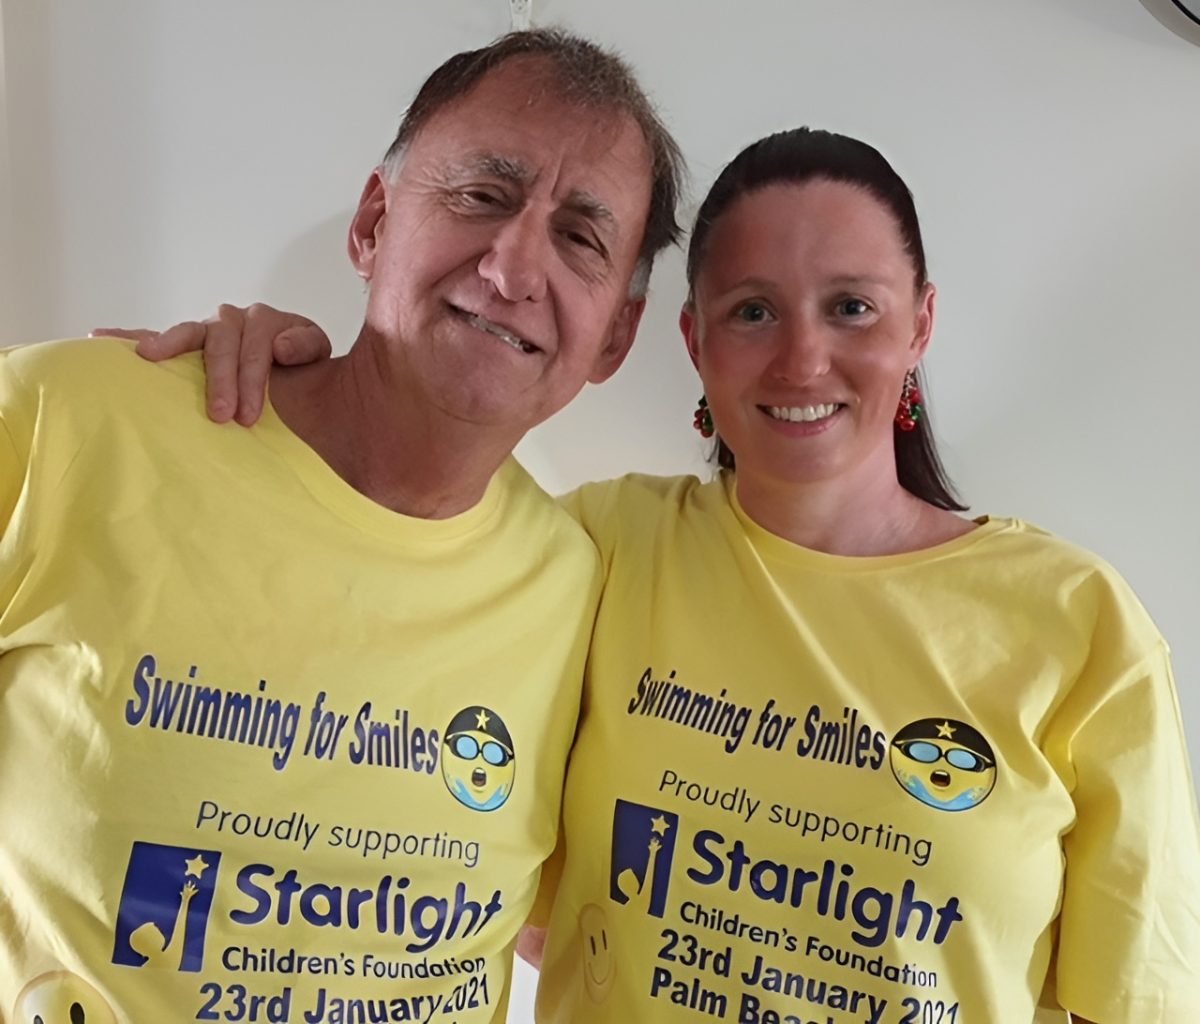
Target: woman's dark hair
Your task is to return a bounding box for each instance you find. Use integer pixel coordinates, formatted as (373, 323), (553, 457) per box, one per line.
(686, 127), (965, 512)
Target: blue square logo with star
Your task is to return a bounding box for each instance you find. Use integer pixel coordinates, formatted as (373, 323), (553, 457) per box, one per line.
(111, 841), (221, 972)
(609, 800), (678, 918)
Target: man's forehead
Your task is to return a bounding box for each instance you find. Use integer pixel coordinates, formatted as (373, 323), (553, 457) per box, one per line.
(414, 61), (648, 170)
(402, 58), (655, 232)
(408, 119), (636, 184)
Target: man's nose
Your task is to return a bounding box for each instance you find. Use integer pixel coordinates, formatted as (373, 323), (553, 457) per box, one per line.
(477, 210), (550, 303)
(769, 319), (830, 383)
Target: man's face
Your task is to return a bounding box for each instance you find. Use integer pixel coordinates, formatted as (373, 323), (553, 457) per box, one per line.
(350, 58), (653, 435)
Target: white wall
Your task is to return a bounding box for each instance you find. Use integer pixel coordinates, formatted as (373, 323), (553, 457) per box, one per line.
(0, 1), (17, 337)
(3, 1), (1198, 1018)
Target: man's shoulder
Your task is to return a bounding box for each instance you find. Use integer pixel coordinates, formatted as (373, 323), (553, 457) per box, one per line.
(4, 335), (131, 378)
(1, 340), (213, 472)
(2, 337), (203, 404)
(502, 459), (601, 549)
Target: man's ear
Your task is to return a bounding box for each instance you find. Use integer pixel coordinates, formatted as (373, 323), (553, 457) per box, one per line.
(587, 297), (646, 385)
(348, 169), (388, 280)
(910, 282), (936, 362)
(679, 303), (701, 371)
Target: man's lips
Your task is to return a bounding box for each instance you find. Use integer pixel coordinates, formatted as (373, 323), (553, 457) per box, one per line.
(471, 768), (487, 788)
(449, 304), (540, 354)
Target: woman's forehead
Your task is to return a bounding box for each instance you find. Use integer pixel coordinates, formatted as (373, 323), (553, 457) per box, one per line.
(697, 181), (912, 287)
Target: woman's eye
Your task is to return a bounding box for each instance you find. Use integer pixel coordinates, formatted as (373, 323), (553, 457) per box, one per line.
(836, 298), (872, 317)
(735, 302), (771, 323)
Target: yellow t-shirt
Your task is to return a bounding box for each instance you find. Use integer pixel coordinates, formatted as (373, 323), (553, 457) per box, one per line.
(0, 339), (601, 1024)
(535, 473), (1200, 1023)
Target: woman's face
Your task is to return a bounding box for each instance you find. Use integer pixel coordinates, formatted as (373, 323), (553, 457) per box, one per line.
(681, 179), (934, 493)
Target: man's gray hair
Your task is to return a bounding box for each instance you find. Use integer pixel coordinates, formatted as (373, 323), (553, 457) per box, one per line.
(380, 29), (684, 299)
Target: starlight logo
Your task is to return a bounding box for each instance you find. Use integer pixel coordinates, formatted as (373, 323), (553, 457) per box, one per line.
(112, 841), (222, 972)
(609, 800), (678, 918)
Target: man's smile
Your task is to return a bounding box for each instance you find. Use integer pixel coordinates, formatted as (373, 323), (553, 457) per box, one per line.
(448, 303), (541, 354)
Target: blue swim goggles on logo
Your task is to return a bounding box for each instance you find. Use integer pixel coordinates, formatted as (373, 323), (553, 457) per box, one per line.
(900, 741), (992, 773)
(451, 734), (513, 767)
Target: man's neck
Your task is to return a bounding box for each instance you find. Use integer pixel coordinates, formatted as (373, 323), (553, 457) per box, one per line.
(267, 340), (520, 520)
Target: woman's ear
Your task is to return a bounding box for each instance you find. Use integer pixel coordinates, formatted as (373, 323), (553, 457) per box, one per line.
(910, 282), (937, 361)
(680, 303), (702, 371)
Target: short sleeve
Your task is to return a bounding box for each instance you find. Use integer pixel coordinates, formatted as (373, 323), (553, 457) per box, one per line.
(0, 409), (20, 534)
(0, 350), (28, 534)
(0, 350), (35, 617)
(1055, 642), (1200, 1020)
(525, 828), (566, 931)
(556, 480), (621, 572)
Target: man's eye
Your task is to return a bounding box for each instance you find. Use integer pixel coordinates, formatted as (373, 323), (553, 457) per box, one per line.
(836, 298), (871, 317)
(458, 189), (502, 207)
(735, 302), (771, 323)
(564, 230), (599, 252)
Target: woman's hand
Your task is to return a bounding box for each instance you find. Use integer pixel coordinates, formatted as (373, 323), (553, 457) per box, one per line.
(92, 302), (332, 425)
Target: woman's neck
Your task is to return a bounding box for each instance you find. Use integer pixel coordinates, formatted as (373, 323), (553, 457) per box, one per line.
(734, 464), (973, 557)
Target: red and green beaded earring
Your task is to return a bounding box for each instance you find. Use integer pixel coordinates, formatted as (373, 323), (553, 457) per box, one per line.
(895, 370), (924, 432)
(692, 395), (714, 438)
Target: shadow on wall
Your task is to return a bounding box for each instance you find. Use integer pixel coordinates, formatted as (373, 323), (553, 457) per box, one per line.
(1136, 0), (1200, 45)
(261, 208), (366, 355)
(3, 0), (54, 341)
(517, 245), (710, 493)
(955, 155), (1198, 587)
(1056, 0), (1186, 45)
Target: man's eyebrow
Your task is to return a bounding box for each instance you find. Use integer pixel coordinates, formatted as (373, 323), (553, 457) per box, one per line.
(564, 190), (616, 232)
(442, 154), (533, 185)
(437, 156), (617, 237)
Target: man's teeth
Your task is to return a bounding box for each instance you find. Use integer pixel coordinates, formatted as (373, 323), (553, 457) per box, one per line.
(463, 312), (535, 353)
(766, 404), (840, 423)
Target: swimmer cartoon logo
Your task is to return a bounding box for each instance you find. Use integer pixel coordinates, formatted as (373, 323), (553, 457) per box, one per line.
(889, 718), (997, 812)
(609, 800), (678, 918)
(111, 841), (222, 972)
(440, 707), (515, 811)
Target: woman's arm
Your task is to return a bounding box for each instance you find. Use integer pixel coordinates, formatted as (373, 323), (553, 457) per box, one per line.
(1049, 636), (1200, 1019)
(516, 925), (546, 969)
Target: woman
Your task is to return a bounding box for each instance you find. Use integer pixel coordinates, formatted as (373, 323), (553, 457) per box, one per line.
(121, 128), (1200, 1021)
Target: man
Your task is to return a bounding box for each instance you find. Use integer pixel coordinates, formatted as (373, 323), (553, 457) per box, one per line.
(0, 29), (682, 1023)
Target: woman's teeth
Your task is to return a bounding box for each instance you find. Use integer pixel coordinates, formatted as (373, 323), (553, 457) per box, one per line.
(765, 404), (840, 423)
